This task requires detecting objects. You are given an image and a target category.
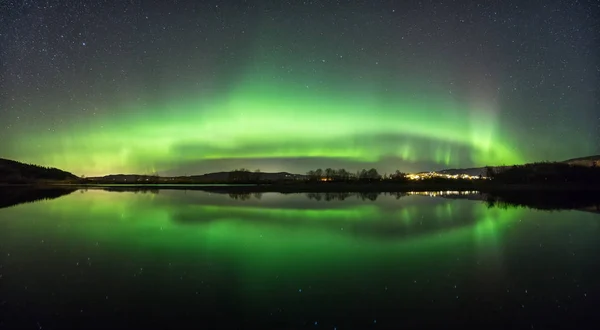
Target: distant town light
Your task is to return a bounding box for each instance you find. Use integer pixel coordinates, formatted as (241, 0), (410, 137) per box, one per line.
(403, 172), (485, 181)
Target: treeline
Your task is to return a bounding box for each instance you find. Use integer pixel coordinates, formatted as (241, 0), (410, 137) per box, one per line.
(227, 168), (262, 182)
(485, 162), (600, 184)
(0, 158), (79, 183)
(306, 168), (409, 182)
(226, 167), (411, 182)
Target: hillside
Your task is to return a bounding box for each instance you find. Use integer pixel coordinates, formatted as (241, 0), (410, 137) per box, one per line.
(562, 155), (600, 167)
(436, 155), (600, 176)
(436, 167), (487, 176)
(87, 171), (306, 183)
(0, 158), (79, 183)
(189, 171), (306, 182)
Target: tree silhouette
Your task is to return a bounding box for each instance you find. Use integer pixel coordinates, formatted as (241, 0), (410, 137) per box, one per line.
(337, 168), (349, 181)
(367, 168), (381, 180)
(228, 168), (252, 182)
(358, 169), (368, 180)
(485, 166), (495, 179)
(391, 170), (408, 182)
(488, 162), (600, 185)
(325, 168), (334, 180)
(314, 168), (323, 180)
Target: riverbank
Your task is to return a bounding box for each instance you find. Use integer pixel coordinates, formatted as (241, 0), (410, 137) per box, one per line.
(7, 181), (598, 193)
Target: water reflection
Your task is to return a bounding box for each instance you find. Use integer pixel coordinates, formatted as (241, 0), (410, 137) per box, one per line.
(2, 187), (600, 212)
(228, 192), (263, 200)
(0, 188), (599, 328)
(224, 190), (600, 213)
(99, 186), (161, 194)
(0, 186), (76, 209)
(484, 190), (600, 212)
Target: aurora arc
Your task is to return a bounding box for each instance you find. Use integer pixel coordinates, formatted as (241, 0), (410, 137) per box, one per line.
(8, 74), (522, 176)
(2, 0), (598, 178)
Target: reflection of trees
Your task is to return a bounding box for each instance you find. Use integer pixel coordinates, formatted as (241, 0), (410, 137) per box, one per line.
(359, 192), (379, 201)
(228, 193), (263, 201)
(326, 192), (350, 201)
(305, 192), (403, 201)
(306, 192), (323, 201)
(306, 192), (353, 201)
(389, 192), (406, 199)
(220, 189), (600, 212)
(305, 192), (409, 201)
(484, 191), (600, 212)
(228, 193), (251, 201)
(0, 187), (76, 209)
(102, 187), (160, 194)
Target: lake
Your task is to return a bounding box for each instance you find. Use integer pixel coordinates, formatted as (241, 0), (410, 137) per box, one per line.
(1, 188), (599, 329)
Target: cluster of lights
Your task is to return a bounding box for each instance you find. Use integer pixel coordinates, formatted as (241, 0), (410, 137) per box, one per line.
(407, 191), (479, 197)
(406, 172), (484, 180)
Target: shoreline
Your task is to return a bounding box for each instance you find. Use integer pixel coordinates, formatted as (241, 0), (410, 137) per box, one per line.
(2, 182), (600, 193)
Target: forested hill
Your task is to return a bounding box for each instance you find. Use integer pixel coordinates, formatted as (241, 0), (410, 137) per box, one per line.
(562, 155), (600, 167)
(0, 158), (79, 183)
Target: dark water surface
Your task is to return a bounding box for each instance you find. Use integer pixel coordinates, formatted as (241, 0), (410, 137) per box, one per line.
(1, 189), (599, 329)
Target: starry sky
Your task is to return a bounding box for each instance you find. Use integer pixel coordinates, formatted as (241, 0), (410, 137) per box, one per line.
(1, 0), (598, 176)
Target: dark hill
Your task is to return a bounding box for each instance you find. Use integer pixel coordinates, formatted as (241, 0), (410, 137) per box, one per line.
(87, 174), (158, 182)
(436, 166), (514, 177)
(88, 171), (306, 183)
(562, 155), (600, 167)
(436, 167), (487, 176)
(189, 171), (305, 182)
(0, 158), (79, 183)
(436, 155), (600, 176)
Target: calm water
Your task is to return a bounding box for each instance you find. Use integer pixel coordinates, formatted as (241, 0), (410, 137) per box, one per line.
(1, 189), (599, 329)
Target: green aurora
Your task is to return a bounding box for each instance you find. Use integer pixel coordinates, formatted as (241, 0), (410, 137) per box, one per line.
(2, 0), (598, 178)
(6, 77), (525, 176)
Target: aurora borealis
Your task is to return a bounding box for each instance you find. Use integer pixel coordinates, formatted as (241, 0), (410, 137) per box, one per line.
(1, 1), (598, 176)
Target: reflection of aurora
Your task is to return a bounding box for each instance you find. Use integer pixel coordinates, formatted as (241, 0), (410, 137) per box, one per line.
(2, 189), (525, 246)
(0, 189), (526, 296)
(3, 189), (600, 329)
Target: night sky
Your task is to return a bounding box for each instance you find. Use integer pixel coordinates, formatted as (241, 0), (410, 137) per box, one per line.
(1, 0), (598, 176)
